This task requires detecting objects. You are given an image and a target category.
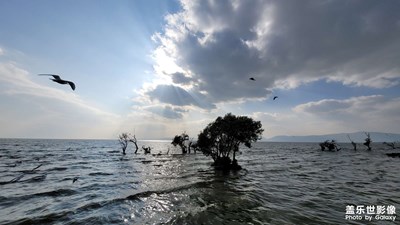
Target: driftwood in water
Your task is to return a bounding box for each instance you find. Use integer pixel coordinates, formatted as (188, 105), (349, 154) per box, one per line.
(142, 145), (151, 154)
(30, 164), (42, 172)
(7, 174), (25, 184)
(0, 164), (43, 185)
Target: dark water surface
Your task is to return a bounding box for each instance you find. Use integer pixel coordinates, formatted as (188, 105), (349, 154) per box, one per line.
(0, 139), (399, 225)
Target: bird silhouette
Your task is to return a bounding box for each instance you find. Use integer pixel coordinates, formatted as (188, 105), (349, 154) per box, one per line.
(249, 77), (256, 81)
(273, 96), (278, 100)
(38, 74), (75, 90)
(72, 177), (78, 183)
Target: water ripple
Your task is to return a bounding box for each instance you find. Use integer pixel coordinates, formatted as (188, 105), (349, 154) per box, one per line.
(0, 140), (399, 224)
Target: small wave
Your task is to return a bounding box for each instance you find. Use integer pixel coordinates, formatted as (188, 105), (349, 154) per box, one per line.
(0, 189), (77, 208)
(7, 211), (72, 225)
(5, 163), (18, 167)
(34, 188), (77, 197)
(107, 150), (120, 153)
(75, 201), (106, 212)
(157, 159), (172, 162)
(70, 165), (92, 170)
(89, 172), (113, 176)
(21, 174), (47, 183)
(48, 167), (68, 171)
(125, 180), (214, 201)
(132, 157), (147, 161)
(60, 177), (78, 182)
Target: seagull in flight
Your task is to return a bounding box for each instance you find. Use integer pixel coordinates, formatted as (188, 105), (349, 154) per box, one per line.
(38, 74), (75, 90)
(249, 77), (256, 81)
(273, 96), (278, 100)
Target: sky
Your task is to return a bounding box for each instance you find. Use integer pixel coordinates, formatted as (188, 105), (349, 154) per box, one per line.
(0, 0), (400, 140)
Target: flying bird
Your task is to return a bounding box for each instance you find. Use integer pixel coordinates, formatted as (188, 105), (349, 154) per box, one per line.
(273, 96), (278, 100)
(72, 177), (79, 183)
(38, 74), (75, 90)
(249, 77), (256, 81)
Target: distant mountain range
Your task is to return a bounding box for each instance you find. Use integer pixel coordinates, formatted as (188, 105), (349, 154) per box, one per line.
(266, 132), (400, 143)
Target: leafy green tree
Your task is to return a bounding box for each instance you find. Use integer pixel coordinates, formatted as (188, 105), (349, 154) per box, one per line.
(197, 113), (264, 170)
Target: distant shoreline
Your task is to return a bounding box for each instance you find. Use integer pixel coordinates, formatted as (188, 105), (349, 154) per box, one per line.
(266, 131), (400, 143)
(1, 131), (400, 143)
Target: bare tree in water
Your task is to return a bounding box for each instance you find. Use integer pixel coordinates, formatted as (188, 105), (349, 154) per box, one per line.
(188, 138), (198, 153)
(118, 133), (130, 154)
(130, 134), (139, 153)
(364, 132), (372, 150)
(383, 142), (396, 149)
(118, 133), (139, 154)
(383, 133), (399, 149)
(347, 134), (357, 151)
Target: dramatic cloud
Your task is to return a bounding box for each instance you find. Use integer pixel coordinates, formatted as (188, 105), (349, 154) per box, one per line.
(171, 72), (194, 85)
(145, 105), (187, 119)
(145, 84), (215, 109)
(149, 0), (400, 108)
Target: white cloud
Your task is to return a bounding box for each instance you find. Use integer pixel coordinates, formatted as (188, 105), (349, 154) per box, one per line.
(248, 111), (337, 138)
(293, 95), (385, 115)
(242, 94), (400, 138)
(293, 95), (400, 133)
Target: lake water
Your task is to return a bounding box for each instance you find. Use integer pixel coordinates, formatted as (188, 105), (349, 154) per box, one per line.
(0, 139), (399, 225)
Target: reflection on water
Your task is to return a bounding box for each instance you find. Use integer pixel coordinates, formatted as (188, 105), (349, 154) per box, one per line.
(0, 139), (399, 224)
